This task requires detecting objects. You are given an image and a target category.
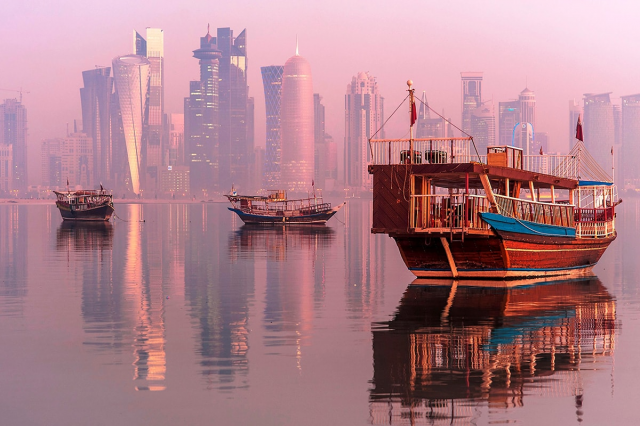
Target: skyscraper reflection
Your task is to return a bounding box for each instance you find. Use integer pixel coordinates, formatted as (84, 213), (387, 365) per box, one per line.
(343, 200), (386, 317)
(370, 278), (616, 425)
(0, 205), (27, 316)
(185, 205), (253, 389)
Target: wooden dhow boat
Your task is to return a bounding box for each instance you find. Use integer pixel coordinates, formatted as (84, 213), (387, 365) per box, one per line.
(368, 81), (620, 279)
(226, 189), (344, 224)
(54, 188), (115, 221)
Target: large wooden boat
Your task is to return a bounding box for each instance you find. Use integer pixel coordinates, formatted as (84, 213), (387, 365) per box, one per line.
(54, 189), (115, 221)
(368, 81), (620, 279)
(226, 189), (345, 224)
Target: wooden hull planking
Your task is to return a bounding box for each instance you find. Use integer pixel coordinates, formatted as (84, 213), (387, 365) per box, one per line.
(394, 231), (615, 279)
(56, 201), (115, 221)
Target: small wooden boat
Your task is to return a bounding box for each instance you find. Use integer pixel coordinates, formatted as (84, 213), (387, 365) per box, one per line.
(368, 81), (620, 279)
(226, 189), (344, 224)
(54, 189), (115, 221)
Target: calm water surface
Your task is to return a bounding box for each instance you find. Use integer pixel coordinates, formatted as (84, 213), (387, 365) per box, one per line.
(0, 199), (639, 425)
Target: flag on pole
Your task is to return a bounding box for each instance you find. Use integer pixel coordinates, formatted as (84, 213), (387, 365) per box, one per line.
(539, 146), (543, 155)
(66, 177), (69, 186)
(410, 100), (417, 126)
(575, 115), (583, 141)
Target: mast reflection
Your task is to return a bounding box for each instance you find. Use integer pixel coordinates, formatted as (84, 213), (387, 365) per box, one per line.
(370, 277), (616, 425)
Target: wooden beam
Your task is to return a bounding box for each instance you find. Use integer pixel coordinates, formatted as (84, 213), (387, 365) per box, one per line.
(440, 237), (458, 278)
(550, 185), (555, 203)
(479, 173), (501, 214)
(505, 178), (510, 198)
(529, 181), (537, 202)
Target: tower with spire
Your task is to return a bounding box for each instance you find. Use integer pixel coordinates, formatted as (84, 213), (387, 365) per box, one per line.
(185, 25), (222, 195)
(280, 39), (314, 192)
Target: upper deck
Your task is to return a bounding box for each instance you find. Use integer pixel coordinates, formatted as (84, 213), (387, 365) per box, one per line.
(368, 137), (581, 184)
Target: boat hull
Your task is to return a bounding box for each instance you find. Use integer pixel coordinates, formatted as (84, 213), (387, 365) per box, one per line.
(56, 201), (115, 221)
(394, 230), (616, 279)
(228, 207), (340, 224)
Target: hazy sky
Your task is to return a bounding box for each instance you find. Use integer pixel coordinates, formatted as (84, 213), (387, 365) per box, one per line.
(2, 0), (638, 185)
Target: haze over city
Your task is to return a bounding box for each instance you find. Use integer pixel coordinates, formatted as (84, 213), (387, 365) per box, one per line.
(1, 0), (638, 187)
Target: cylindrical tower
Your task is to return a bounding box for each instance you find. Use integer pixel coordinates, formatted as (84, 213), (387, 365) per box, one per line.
(280, 52), (314, 193)
(113, 55), (150, 194)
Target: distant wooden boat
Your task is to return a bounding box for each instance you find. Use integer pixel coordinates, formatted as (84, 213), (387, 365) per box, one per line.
(54, 189), (114, 221)
(368, 81), (620, 279)
(226, 189), (344, 224)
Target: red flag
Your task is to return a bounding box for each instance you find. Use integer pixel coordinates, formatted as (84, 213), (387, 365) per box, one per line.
(410, 100), (417, 126)
(66, 177), (69, 186)
(575, 115), (583, 141)
(312, 179), (314, 187)
(539, 146), (543, 155)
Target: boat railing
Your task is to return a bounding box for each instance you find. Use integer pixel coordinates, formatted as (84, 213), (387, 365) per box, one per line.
(408, 193), (491, 232)
(574, 207), (616, 238)
(369, 138), (578, 178)
(493, 194), (575, 228)
(369, 137), (478, 166)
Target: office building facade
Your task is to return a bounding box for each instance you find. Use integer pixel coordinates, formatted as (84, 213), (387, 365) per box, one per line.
(0, 98), (28, 192)
(345, 72), (383, 191)
(80, 67), (113, 187)
(621, 94), (640, 187)
(280, 50), (314, 193)
(461, 72), (483, 136)
(583, 93), (615, 173)
(185, 26), (221, 195)
(112, 55), (150, 195)
(261, 65), (284, 188)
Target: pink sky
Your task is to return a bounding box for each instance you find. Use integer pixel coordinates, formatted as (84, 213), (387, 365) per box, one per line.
(1, 0), (637, 185)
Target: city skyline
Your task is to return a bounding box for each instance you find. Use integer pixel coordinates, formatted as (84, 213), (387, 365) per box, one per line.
(2, 1), (640, 188)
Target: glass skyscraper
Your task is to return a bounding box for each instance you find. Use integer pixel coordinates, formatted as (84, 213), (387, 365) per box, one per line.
(261, 65), (284, 188)
(186, 26), (221, 195)
(112, 55), (150, 195)
(461, 72), (483, 136)
(281, 50), (314, 193)
(345, 72), (383, 191)
(80, 67), (113, 187)
(0, 98), (27, 192)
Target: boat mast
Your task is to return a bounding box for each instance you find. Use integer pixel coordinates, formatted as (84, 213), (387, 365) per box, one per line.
(408, 80), (415, 164)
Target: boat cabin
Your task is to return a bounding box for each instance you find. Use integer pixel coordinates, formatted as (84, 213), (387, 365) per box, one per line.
(368, 139), (618, 240)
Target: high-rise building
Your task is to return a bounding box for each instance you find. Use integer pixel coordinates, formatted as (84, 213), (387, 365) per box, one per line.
(583, 93), (614, 173)
(416, 92), (445, 138)
(621, 94), (640, 187)
(461, 72), (483, 136)
(280, 45), (314, 193)
(518, 88), (536, 155)
(61, 132), (94, 188)
(498, 100), (519, 146)
(470, 103), (495, 154)
(185, 26), (221, 195)
(80, 67), (113, 187)
(345, 72), (383, 191)
(41, 138), (63, 187)
(134, 28), (165, 193)
(167, 113), (184, 167)
(216, 28), (251, 191)
(112, 55), (150, 195)
(324, 134), (337, 191)
(536, 132), (549, 154)
(0, 144), (12, 193)
(0, 98), (28, 192)
(261, 65), (284, 188)
(314, 93), (326, 189)
(569, 99), (582, 149)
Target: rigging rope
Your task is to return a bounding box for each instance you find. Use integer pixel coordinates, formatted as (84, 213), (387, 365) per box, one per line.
(413, 94), (483, 164)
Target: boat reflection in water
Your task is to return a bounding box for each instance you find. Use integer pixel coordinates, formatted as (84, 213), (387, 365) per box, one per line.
(229, 224), (335, 261)
(370, 277), (616, 425)
(56, 220), (114, 251)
